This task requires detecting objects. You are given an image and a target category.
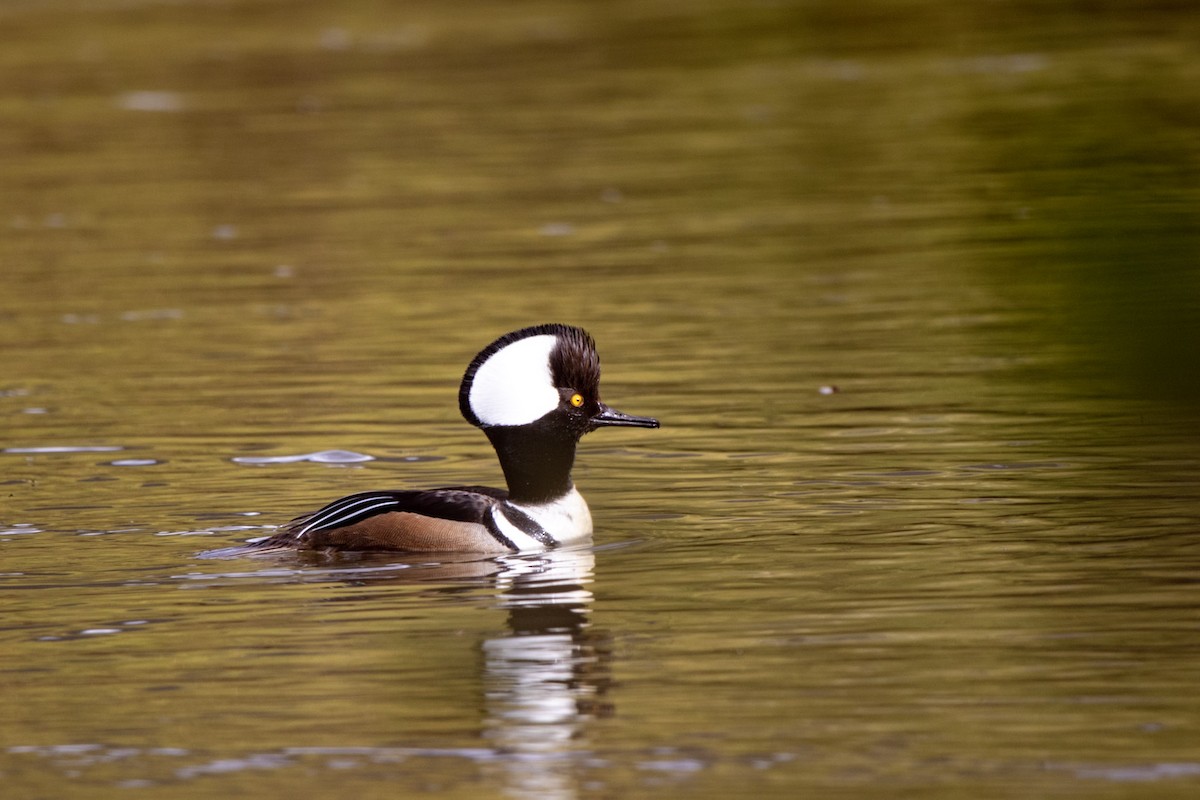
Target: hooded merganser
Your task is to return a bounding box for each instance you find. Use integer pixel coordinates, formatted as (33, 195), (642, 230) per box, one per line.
(255, 323), (659, 553)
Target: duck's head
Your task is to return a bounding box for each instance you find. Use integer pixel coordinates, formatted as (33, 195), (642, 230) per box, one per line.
(459, 323), (660, 436)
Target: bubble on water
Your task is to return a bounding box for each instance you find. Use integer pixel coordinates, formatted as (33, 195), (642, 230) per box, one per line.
(61, 313), (101, 324)
(231, 449), (374, 465)
(539, 222), (575, 237)
(0, 524), (41, 535)
(309, 450), (374, 463)
(119, 309), (184, 322)
(117, 90), (185, 112)
(319, 27), (353, 51)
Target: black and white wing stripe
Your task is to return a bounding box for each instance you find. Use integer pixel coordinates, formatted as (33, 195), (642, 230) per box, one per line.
(290, 491), (403, 538)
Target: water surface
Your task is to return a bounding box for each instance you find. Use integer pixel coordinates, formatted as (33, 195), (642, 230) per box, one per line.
(3, 1), (1200, 798)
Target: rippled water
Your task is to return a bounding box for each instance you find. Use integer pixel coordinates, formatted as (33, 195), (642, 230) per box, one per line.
(4, 1), (1200, 798)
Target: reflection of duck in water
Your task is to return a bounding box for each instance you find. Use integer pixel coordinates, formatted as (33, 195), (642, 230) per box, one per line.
(481, 548), (610, 800)
(256, 324), (658, 554)
(195, 543), (613, 800)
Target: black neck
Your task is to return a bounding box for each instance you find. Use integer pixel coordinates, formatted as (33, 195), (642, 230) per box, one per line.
(484, 419), (578, 505)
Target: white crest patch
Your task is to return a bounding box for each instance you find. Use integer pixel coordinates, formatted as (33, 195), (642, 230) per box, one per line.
(468, 334), (560, 427)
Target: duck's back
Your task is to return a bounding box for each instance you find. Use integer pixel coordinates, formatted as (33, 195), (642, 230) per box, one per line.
(262, 486), (512, 553)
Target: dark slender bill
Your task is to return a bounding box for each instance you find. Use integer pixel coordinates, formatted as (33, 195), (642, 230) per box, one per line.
(593, 404), (660, 429)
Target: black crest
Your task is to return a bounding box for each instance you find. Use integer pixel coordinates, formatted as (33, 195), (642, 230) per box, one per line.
(548, 325), (600, 400)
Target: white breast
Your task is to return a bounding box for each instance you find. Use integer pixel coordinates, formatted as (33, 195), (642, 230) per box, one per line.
(498, 487), (594, 550)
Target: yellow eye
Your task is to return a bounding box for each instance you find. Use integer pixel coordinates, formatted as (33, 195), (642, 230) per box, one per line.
(570, 393), (584, 408)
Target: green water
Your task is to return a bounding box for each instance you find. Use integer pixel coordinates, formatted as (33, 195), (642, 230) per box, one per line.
(3, 1), (1199, 797)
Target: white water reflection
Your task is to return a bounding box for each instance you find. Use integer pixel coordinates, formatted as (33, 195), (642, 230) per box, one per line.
(482, 548), (603, 800)
(3, 446), (123, 454)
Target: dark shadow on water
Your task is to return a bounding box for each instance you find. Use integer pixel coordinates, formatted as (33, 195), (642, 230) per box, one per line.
(957, 6), (1200, 419)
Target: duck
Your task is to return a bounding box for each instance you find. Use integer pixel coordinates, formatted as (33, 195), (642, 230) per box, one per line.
(253, 323), (659, 553)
